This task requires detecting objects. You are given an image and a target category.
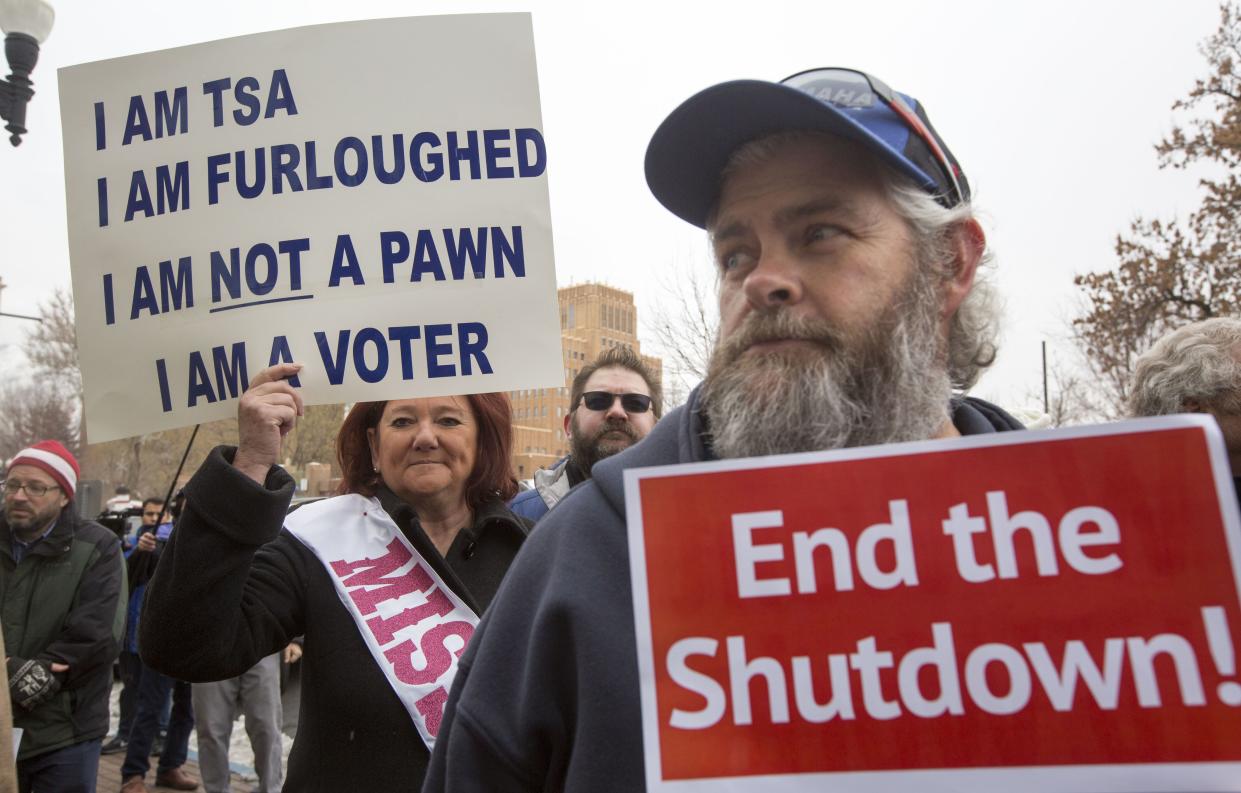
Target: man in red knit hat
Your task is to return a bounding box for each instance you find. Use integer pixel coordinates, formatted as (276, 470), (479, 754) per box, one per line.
(1, 440), (126, 793)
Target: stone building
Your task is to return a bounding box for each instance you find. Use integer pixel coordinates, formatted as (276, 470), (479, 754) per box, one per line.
(509, 283), (661, 480)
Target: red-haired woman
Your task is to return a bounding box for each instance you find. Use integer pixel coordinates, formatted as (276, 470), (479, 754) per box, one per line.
(138, 363), (529, 791)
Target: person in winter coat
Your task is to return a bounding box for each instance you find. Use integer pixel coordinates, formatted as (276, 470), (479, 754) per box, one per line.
(1, 441), (125, 793)
(139, 378), (529, 792)
(424, 66), (1023, 792)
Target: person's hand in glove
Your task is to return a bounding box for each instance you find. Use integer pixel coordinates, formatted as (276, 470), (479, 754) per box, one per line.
(6, 656), (67, 711)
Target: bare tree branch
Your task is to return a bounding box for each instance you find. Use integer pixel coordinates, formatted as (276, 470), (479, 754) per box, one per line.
(1073, 3), (1241, 415)
(0, 383), (79, 461)
(647, 265), (719, 408)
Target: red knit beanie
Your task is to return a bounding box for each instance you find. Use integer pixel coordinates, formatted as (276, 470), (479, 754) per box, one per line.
(8, 440), (79, 499)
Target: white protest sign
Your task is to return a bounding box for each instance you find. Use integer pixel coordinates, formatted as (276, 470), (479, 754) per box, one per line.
(59, 14), (562, 443)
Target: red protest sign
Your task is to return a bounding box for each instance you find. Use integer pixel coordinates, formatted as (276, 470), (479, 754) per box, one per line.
(624, 416), (1241, 792)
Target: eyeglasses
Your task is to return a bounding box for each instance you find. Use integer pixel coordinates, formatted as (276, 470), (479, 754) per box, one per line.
(1, 480), (61, 498)
(578, 391), (654, 414)
(781, 67), (968, 207)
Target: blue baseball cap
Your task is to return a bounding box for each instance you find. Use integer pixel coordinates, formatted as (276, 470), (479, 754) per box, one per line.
(644, 67), (971, 229)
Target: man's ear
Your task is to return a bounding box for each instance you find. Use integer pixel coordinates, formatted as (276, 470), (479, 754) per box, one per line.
(563, 412), (573, 439)
(941, 217), (985, 320)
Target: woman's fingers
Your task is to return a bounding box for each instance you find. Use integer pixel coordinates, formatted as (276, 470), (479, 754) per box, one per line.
(234, 363), (305, 482)
(248, 362), (304, 390)
(245, 365), (305, 416)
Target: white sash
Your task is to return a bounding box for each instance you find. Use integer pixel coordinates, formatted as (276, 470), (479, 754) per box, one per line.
(284, 494), (479, 749)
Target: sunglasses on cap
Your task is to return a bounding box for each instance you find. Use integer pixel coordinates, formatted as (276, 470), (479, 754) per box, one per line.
(781, 67), (968, 207)
(577, 391), (654, 414)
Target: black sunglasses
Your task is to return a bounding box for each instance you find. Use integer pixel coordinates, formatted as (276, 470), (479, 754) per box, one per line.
(781, 67), (968, 207)
(578, 391), (653, 414)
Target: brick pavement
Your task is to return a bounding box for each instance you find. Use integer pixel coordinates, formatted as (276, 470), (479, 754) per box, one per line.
(97, 750), (254, 792)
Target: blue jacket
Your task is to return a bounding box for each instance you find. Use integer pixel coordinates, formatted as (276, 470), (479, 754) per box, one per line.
(423, 388), (1023, 792)
(508, 457), (571, 522)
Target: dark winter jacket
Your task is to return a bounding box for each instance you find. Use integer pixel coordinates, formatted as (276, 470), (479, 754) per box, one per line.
(139, 446), (529, 792)
(0, 507), (126, 760)
(423, 388), (1023, 792)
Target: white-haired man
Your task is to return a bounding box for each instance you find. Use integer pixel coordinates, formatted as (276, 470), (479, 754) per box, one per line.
(424, 67), (1023, 792)
(1130, 317), (1241, 499)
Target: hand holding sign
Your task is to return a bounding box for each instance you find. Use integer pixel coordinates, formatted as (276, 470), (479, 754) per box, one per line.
(234, 362), (303, 484)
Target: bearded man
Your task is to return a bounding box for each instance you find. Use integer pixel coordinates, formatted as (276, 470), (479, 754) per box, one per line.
(510, 346), (662, 521)
(424, 67), (1023, 792)
(1, 440), (125, 793)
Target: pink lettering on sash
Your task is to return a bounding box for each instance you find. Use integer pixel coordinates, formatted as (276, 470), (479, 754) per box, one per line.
(366, 586), (455, 645)
(329, 538), (432, 614)
(415, 686), (450, 737)
(384, 620), (475, 686)
(287, 496), (479, 749)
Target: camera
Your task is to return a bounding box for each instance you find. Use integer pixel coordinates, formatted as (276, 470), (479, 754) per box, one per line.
(95, 506), (143, 546)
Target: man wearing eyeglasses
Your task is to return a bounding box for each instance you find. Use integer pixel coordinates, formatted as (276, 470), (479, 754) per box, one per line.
(0, 440), (125, 793)
(510, 347), (662, 522)
(425, 68), (1022, 792)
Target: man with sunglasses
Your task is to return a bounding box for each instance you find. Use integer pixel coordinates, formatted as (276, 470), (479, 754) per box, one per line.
(1, 440), (126, 792)
(510, 347), (662, 522)
(426, 68), (1022, 792)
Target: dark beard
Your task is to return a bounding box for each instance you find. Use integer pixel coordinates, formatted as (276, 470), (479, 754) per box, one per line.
(701, 266), (950, 459)
(4, 503), (59, 541)
(570, 416), (640, 475)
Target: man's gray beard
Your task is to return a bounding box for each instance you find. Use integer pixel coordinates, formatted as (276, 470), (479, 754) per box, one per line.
(701, 268), (951, 459)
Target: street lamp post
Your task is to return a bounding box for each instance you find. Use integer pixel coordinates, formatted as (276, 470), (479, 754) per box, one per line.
(0, 0), (54, 146)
